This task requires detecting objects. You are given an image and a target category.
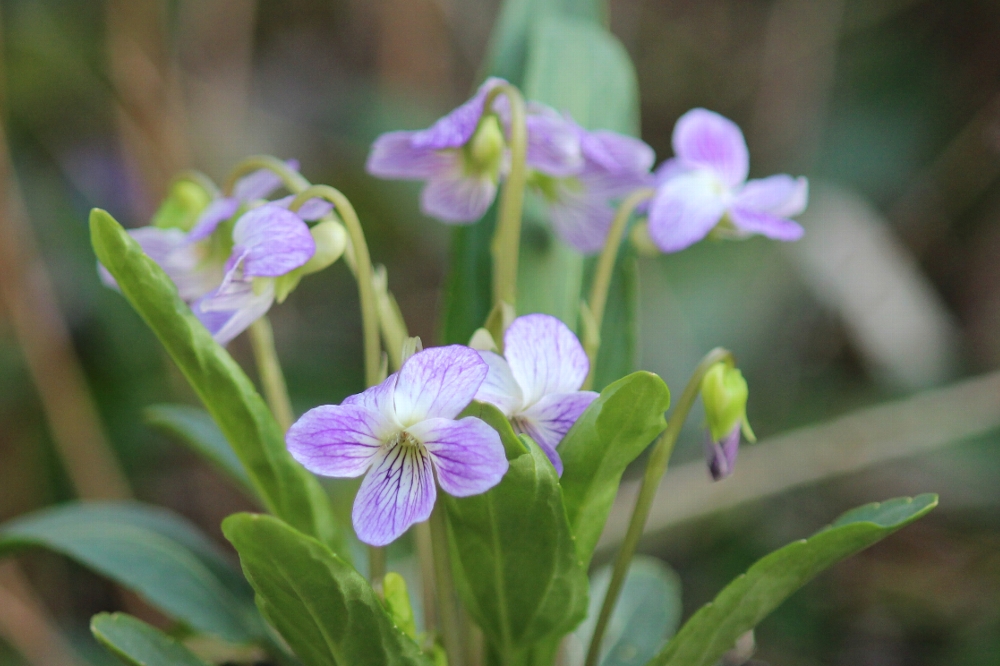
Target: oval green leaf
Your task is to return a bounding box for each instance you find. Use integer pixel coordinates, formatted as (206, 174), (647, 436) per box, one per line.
(91, 612), (210, 666)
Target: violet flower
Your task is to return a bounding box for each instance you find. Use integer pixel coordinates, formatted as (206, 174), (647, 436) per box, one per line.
(192, 203), (316, 346)
(473, 314), (598, 475)
(286, 345), (509, 546)
(647, 108), (808, 253)
(700, 362), (755, 481)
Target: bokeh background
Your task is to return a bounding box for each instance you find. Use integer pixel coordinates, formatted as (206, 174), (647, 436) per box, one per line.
(1, 0), (1000, 664)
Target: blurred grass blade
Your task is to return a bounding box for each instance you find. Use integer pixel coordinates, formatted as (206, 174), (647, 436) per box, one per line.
(572, 556), (682, 666)
(0, 502), (263, 645)
(591, 250), (639, 389)
(91, 613), (210, 666)
(647, 495), (938, 666)
(559, 371), (669, 567)
(90, 209), (345, 556)
(223, 513), (432, 666)
(145, 403), (255, 497)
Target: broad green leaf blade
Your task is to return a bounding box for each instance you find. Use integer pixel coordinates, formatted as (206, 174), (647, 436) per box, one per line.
(90, 209), (344, 556)
(145, 403), (255, 496)
(440, 208), (497, 345)
(559, 371), (669, 567)
(459, 400), (528, 460)
(0, 502), (262, 644)
(444, 439), (589, 662)
(222, 513), (431, 666)
(649, 494), (939, 666)
(572, 557), (683, 666)
(91, 613), (210, 666)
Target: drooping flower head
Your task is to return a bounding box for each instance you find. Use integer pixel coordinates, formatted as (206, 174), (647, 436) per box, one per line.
(287, 345), (509, 546)
(700, 362), (755, 481)
(530, 120), (655, 254)
(473, 314), (598, 475)
(647, 108), (808, 253)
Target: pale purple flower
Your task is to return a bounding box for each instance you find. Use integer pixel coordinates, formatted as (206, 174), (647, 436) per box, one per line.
(533, 123), (655, 254)
(192, 204), (315, 345)
(287, 345), (509, 546)
(474, 314), (598, 475)
(647, 108), (808, 253)
(704, 426), (741, 481)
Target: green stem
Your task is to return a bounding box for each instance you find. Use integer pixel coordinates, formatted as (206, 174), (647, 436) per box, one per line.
(248, 317), (295, 432)
(288, 185), (381, 389)
(430, 504), (462, 666)
(222, 155), (310, 196)
(582, 188), (655, 390)
(584, 347), (734, 666)
(484, 83), (528, 314)
(369, 546), (386, 595)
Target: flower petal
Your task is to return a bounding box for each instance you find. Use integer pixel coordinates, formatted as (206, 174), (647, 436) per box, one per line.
(473, 351), (524, 416)
(733, 175), (808, 218)
(366, 131), (454, 180)
(232, 159), (299, 202)
(672, 108), (749, 188)
(411, 78), (506, 150)
(704, 426), (741, 481)
(352, 441), (436, 546)
(409, 417), (508, 497)
(393, 345), (488, 425)
(99, 226), (186, 290)
(728, 207), (804, 242)
(420, 171), (497, 223)
(286, 404), (384, 477)
(647, 170), (727, 253)
(503, 314), (589, 406)
(513, 391), (598, 475)
(192, 278), (274, 346)
(187, 197), (239, 242)
(271, 194), (335, 221)
(582, 130), (655, 176)
(524, 108), (584, 177)
(232, 204), (315, 277)
(343, 375), (402, 435)
(548, 188), (614, 255)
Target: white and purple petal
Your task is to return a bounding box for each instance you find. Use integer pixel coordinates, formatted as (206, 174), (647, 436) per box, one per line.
(547, 187), (615, 255)
(409, 417), (508, 497)
(366, 131), (456, 180)
(188, 197), (240, 242)
(411, 78), (506, 150)
(192, 278), (275, 346)
(513, 391), (598, 475)
(704, 426), (741, 481)
(231, 204), (315, 277)
(647, 170), (728, 253)
(473, 351), (525, 416)
(420, 170), (498, 224)
(524, 108), (584, 177)
(503, 314), (590, 406)
(286, 404), (384, 478)
(671, 108), (749, 189)
(727, 207), (804, 242)
(393, 345), (488, 425)
(232, 159), (299, 202)
(734, 175), (808, 218)
(352, 441), (436, 546)
(581, 130), (655, 177)
(271, 194), (335, 221)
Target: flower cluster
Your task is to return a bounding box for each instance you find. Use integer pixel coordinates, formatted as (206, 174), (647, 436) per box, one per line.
(286, 314), (595, 544)
(99, 161), (345, 345)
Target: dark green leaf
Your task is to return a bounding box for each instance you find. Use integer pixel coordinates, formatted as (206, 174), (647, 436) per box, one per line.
(90, 209), (344, 556)
(0, 502), (262, 644)
(222, 513), (431, 666)
(444, 439), (589, 663)
(440, 206), (497, 345)
(145, 403), (254, 496)
(459, 400), (528, 460)
(648, 494), (939, 666)
(91, 613), (210, 666)
(573, 557), (683, 666)
(559, 372), (669, 567)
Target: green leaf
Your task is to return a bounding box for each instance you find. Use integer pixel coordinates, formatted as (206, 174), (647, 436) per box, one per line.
(90, 209), (344, 556)
(573, 557), (683, 666)
(559, 371), (669, 567)
(440, 207), (497, 345)
(0, 502), (262, 644)
(591, 249), (639, 390)
(91, 613), (210, 666)
(144, 403), (254, 496)
(648, 494), (939, 666)
(222, 513), (431, 666)
(444, 438), (589, 663)
(459, 400), (528, 460)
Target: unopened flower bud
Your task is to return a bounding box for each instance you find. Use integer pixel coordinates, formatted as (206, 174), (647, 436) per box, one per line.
(701, 362), (755, 481)
(152, 179), (212, 232)
(468, 115), (505, 175)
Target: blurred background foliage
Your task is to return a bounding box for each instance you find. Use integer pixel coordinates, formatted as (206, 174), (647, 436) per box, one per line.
(1, 0), (1000, 664)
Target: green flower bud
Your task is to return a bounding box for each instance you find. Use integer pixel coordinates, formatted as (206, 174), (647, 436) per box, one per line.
(274, 220), (347, 303)
(467, 114), (505, 176)
(701, 363), (755, 443)
(381, 572), (417, 640)
(151, 179), (212, 232)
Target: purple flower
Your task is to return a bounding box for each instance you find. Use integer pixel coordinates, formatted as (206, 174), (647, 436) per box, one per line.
(192, 204), (315, 345)
(532, 123), (655, 254)
(647, 108), (808, 253)
(704, 426), (741, 481)
(287, 345), (509, 546)
(473, 314), (598, 475)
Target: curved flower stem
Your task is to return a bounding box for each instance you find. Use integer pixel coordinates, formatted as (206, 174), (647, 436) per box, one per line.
(289, 185), (381, 389)
(584, 347), (734, 666)
(484, 83), (528, 315)
(249, 317), (295, 432)
(222, 155), (310, 195)
(582, 187), (655, 390)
